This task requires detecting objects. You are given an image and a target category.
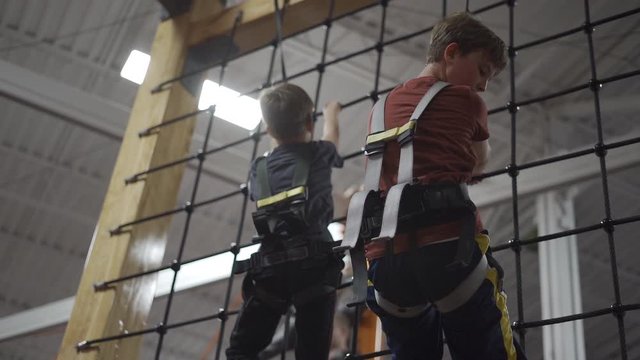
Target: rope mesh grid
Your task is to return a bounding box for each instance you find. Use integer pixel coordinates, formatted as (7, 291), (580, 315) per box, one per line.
(77, 1), (640, 358)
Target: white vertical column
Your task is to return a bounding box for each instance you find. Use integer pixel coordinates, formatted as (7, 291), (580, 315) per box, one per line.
(537, 189), (586, 360)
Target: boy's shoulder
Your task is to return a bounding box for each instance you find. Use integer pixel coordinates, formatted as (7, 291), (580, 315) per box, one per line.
(278, 140), (337, 154)
(311, 139), (338, 153)
(444, 84), (485, 109)
(261, 141), (321, 162)
(253, 141), (340, 169)
(392, 79), (487, 123)
(395, 77), (482, 103)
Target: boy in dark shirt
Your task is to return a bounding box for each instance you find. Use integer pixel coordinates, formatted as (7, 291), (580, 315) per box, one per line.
(226, 83), (344, 360)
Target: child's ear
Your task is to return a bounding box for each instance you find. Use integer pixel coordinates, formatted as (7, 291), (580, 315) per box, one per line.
(444, 42), (460, 62)
(306, 116), (314, 131)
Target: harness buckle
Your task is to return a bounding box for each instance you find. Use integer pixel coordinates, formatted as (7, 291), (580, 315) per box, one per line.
(252, 198), (308, 238)
(396, 124), (415, 147)
(364, 140), (385, 156)
(370, 235), (391, 243)
(251, 234), (264, 244)
(262, 251), (286, 267)
(358, 192), (384, 239)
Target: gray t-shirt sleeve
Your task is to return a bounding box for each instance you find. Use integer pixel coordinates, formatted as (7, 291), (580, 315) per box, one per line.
(313, 140), (344, 169)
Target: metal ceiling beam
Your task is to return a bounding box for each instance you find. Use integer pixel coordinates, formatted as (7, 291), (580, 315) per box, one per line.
(0, 187), (96, 228)
(470, 132), (640, 208)
(0, 297), (75, 343)
(0, 244), (259, 343)
(0, 58), (245, 185)
(93, 2), (146, 89)
(0, 142), (106, 189)
(284, 34), (399, 89)
(0, 27), (118, 75)
(548, 95), (640, 119)
(0, 58), (128, 140)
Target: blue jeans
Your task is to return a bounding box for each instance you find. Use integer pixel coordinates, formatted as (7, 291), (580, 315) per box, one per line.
(366, 236), (526, 360)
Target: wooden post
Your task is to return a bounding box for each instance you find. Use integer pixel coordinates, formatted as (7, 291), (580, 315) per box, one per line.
(357, 308), (379, 355)
(56, 13), (201, 359)
(57, 1), (377, 358)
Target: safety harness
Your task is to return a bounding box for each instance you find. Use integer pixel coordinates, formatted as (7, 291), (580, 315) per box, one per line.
(336, 81), (484, 312)
(234, 145), (338, 282)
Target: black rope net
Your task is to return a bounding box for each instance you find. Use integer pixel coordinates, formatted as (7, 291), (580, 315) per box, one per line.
(76, 0), (640, 359)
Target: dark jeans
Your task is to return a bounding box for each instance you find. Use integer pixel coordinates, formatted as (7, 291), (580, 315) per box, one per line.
(366, 237), (527, 360)
(226, 255), (343, 360)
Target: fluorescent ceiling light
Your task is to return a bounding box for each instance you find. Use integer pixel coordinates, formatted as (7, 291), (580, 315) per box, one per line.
(120, 50), (261, 130)
(120, 50), (150, 85)
(156, 243), (259, 295)
(198, 80), (262, 130)
(328, 222), (344, 241)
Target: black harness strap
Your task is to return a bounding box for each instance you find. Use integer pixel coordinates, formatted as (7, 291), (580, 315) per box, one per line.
(291, 145), (311, 189)
(238, 145), (339, 283)
(255, 144), (311, 207)
(252, 146), (313, 235)
(255, 156), (271, 201)
(234, 239), (338, 275)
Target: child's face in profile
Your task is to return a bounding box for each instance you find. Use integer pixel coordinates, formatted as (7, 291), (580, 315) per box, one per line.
(445, 47), (496, 92)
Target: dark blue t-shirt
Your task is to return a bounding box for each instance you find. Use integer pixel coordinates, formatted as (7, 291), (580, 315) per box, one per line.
(249, 141), (344, 240)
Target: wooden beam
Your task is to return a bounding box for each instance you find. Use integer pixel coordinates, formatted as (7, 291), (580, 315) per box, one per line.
(188, 0), (377, 51)
(56, 13), (205, 359)
(357, 308), (379, 355)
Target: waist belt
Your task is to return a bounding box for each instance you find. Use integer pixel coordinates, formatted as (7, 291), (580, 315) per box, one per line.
(361, 183), (473, 239)
(336, 183), (476, 306)
(366, 183), (476, 267)
(234, 240), (339, 274)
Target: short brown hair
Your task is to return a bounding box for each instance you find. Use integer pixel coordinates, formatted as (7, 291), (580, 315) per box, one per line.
(427, 12), (506, 73)
(259, 83), (313, 141)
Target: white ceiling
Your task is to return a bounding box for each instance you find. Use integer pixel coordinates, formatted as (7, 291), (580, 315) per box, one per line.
(1, 0), (640, 359)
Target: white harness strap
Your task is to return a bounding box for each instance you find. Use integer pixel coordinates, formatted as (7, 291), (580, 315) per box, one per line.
(341, 96), (388, 251)
(374, 289), (430, 318)
(375, 254), (489, 317)
(337, 96), (389, 304)
(435, 254), (488, 313)
(338, 82), (451, 305)
(373, 81), (450, 244)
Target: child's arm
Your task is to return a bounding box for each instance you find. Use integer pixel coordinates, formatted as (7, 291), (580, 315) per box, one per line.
(471, 139), (491, 176)
(322, 101), (341, 146)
